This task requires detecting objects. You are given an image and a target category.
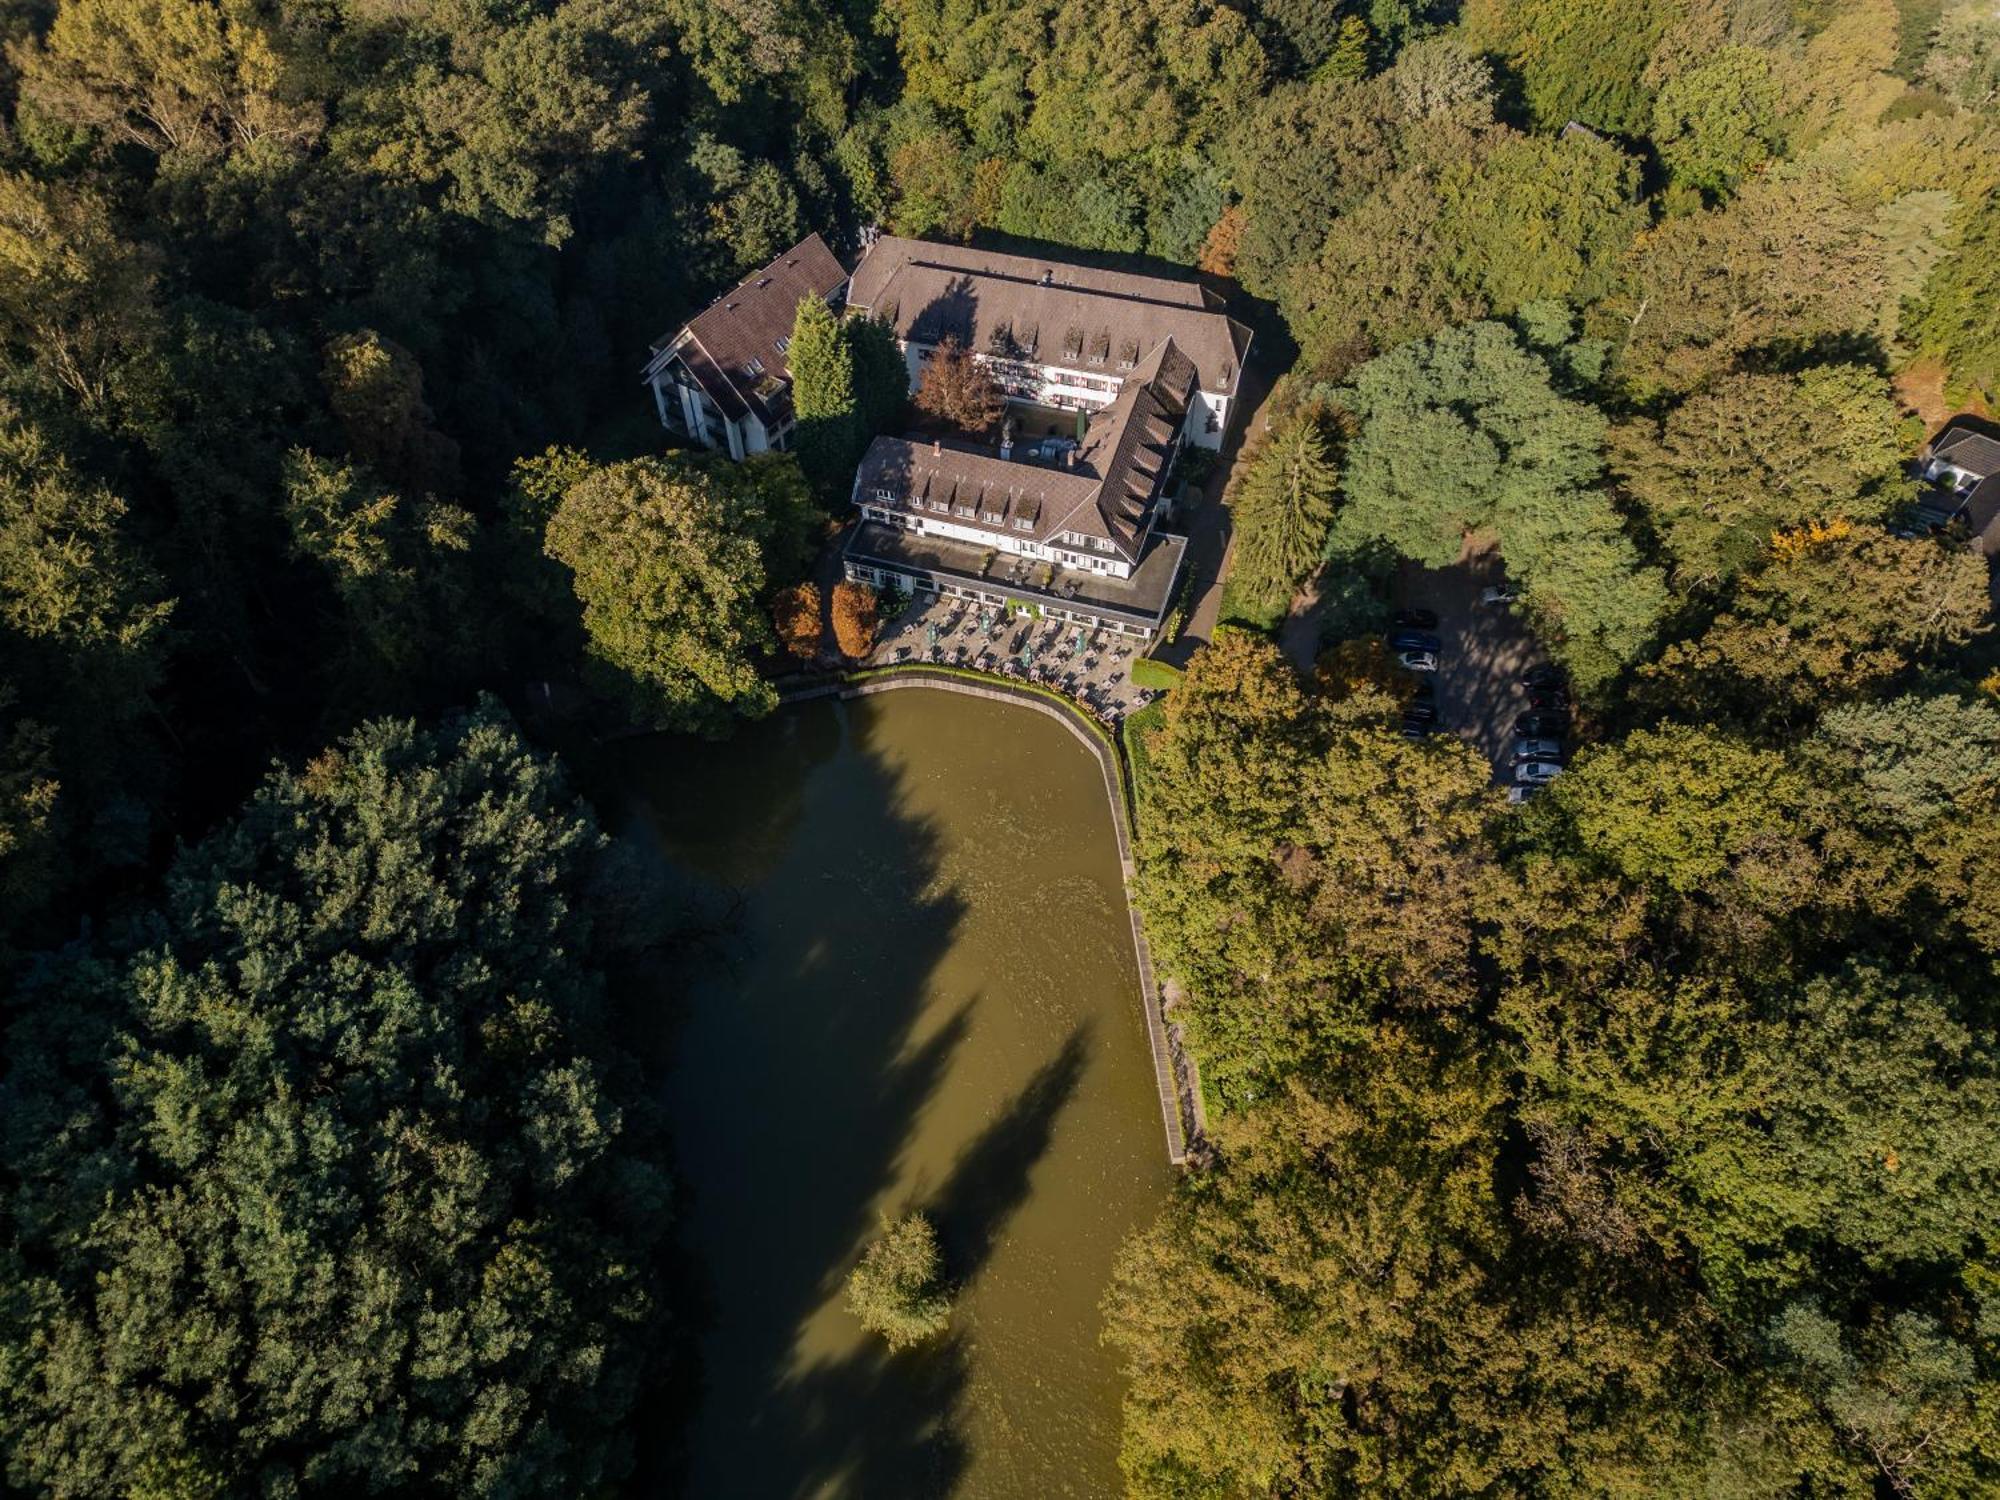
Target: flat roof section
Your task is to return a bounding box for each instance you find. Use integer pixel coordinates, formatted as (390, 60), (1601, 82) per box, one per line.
(844, 522), (1186, 627)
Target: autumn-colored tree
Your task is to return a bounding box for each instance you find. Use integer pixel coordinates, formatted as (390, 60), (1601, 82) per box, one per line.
(1197, 201), (1245, 276)
(912, 335), (1003, 434)
(831, 579), (879, 658)
(772, 581), (822, 660)
(1313, 637), (1411, 706)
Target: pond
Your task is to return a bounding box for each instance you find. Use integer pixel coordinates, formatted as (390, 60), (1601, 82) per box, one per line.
(608, 687), (1174, 1498)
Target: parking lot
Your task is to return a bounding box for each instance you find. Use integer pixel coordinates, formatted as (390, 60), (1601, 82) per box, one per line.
(1390, 541), (1562, 786)
(865, 590), (1166, 725)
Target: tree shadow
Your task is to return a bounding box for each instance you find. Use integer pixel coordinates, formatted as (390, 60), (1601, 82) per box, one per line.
(613, 696), (987, 1497)
(921, 1023), (1092, 1288)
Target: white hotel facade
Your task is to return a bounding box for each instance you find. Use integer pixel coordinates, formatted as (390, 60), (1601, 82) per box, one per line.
(838, 236), (1252, 639)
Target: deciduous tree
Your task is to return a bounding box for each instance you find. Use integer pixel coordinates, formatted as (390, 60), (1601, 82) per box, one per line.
(845, 1213), (952, 1350)
(544, 458), (780, 732)
(912, 335), (1002, 434)
(772, 581), (822, 659)
(0, 705), (672, 1498)
(1608, 364), (1911, 589)
(830, 578), (878, 658)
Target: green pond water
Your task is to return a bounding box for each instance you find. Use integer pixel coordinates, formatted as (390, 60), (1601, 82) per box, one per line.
(609, 688), (1174, 1498)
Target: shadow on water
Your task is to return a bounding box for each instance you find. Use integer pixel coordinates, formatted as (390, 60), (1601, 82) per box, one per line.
(921, 1024), (1092, 1286)
(604, 700), (995, 1496)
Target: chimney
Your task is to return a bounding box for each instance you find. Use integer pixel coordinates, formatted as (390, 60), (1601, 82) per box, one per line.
(1065, 448), (1077, 468)
(932, 439), (941, 456)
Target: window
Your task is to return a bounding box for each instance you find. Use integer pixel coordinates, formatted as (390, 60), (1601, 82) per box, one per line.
(774, 335), (790, 353)
(929, 498), (949, 513)
(747, 357), (765, 376)
(1013, 518), (1033, 532)
(873, 486), (894, 501)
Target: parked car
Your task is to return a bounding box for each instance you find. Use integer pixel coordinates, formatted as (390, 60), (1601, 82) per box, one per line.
(1393, 608), (1439, 631)
(1398, 649), (1439, 672)
(1529, 689), (1571, 711)
(1403, 701), (1438, 723)
(1515, 712), (1570, 738)
(1401, 717), (1437, 739)
(1507, 784), (1538, 804)
(1410, 678), (1437, 704)
(1388, 629), (1442, 653)
(1513, 737), (1562, 761)
(1522, 664), (1566, 689)
(1516, 759), (1563, 786)
(1480, 583), (1520, 605)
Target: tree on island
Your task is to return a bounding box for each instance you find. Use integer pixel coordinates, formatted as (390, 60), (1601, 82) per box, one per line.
(846, 1213), (952, 1351)
(831, 578), (879, 659)
(913, 335), (1003, 434)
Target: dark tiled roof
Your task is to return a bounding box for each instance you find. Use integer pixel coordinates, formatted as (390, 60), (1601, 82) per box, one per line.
(1932, 422), (2000, 479)
(647, 233), (848, 426)
(853, 337), (1199, 562)
(848, 236), (1248, 398)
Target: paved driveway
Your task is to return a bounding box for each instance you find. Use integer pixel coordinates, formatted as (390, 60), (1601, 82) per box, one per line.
(1154, 348), (1279, 669)
(1394, 538), (1549, 782)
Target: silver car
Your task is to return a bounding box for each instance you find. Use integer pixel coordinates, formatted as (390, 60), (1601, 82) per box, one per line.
(1513, 737), (1562, 762)
(1515, 759), (1563, 786)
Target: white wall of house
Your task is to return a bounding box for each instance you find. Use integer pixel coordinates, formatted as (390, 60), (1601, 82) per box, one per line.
(857, 498), (1137, 579)
(1927, 458), (1986, 492)
(1189, 390), (1229, 450)
(841, 558), (1159, 638)
(649, 359), (772, 459)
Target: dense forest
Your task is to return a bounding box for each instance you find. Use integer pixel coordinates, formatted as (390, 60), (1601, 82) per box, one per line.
(2, 0), (2000, 1490)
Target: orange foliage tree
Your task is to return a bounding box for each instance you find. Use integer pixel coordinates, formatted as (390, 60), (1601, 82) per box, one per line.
(913, 336), (1003, 434)
(831, 580), (880, 659)
(1197, 203), (1245, 278)
(772, 582), (821, 660)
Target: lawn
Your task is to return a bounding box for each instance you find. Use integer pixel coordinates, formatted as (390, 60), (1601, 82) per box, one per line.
(1217, 575), (1286, 632)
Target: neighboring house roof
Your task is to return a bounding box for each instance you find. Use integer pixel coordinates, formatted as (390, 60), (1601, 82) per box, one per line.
(854, 336), (1200, 563)
(847, 235), (1249, 399)
(644, 232), (848, 428)
(1930, 421), (2000, 479)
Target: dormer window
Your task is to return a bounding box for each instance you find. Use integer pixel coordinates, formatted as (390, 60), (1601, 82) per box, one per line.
(747, 357), (765, 376)
(873, 486), (894, 501)
(774, 335), (790, 353)
(1012, 517), (1033, 532)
